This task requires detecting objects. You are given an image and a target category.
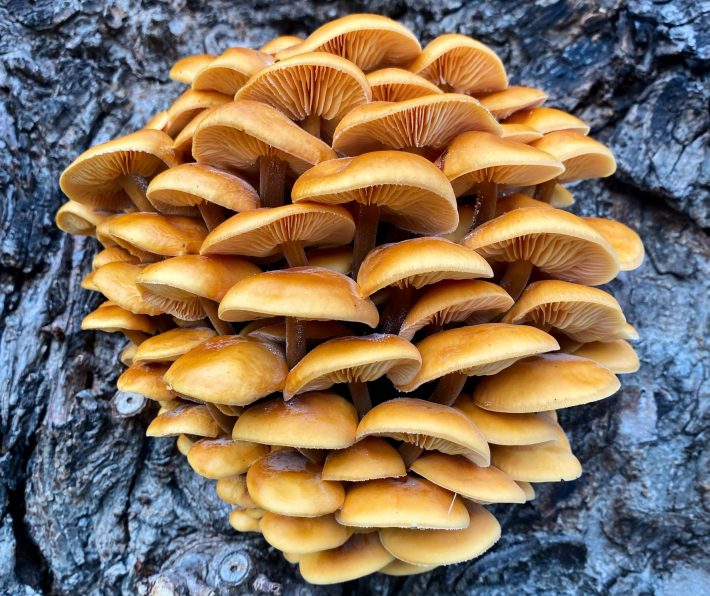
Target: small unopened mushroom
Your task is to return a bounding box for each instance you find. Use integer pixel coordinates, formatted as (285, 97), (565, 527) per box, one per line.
(169, 54), (216, 85)
(55, 201), (109, 236)
(146, 404), (221, 439)
(260, 513), (352, 555)
(81, 301), (157, 345)
(186, 438), (268, 479)
(321, 437), (406, 482)
(229, 508), (263, 532)
(132, 327), (216, 363)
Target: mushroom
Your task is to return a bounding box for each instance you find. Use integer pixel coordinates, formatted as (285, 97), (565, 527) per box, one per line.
(193, 100), (336, 208)
(200, 203), (355, 267)
(136, 255), (261, 335)
(379, 502), (500, 566)
(336, 475), (470, 529)
(229, 509), (263, 533)
(366, 68), (442, 101)
(321, 437), (406, 482)
(191, 47), (274, 95)
(504, 107), (590, 135)
(143, 111), (169, 133)
(409, 33), (507, 95)
(570, 339), (640, 374)
(186, 438), (268, 479)
(59, 129), (177, 212)
(236, 52), (371, 140)
(259, 35), (304, 55)
(55, 201), (109, 236)
(283, 334), (421, 416)
(146, 404), (221, 439)
(478, 86), (548, 120)
(583, 217), (645, 271)
(132, 327), (216, 363)
(176, 434), (195, 456)
(275, 14), (421, 72)
(246, 450), (345, 517)
(81, 301), (157, 345)
(332, 93), (502, 159)
(218, 267), (379, 367)
(146, 163), (260, 230)
(473, 353), (620, 413)
(500, 123), (543, 144)
(165, 89), (231, 137)
(117, 361), (176, 401)
(380, 560), (438, 576)
(463, 207), (620, 300)
(216, 475), (257, 508)
(260, 513), (352, 555)
(169, 54), (216, 85)
(292, 151), (458, 273)
(437, 131), (564, 224)
(92, 247), (139, 269)
(91, 262), (163, 315)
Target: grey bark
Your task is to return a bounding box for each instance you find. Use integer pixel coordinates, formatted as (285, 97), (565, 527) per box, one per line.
(0, 0), (708, 594)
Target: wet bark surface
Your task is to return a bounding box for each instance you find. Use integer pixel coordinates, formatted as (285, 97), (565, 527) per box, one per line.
(0, 1), (708, 594)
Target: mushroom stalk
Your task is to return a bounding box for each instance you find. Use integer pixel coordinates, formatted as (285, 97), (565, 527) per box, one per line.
(121, 175), (157, 212)
(301, 114), (321, 138)
(477, 181), (498, 225)
(285, 316), (306, 368)
(123, 330), (149, 345)
(534, 178), (557, 203)
(430, 372), (468, 406)
(197, 201), (227, 232)
(499, 261), (534, 301)
(197, 297), (234, 336)
(380, 285), (415, 334)
(281, 241), (308, 267)
(352, 203), (380, 276)
(204, 403), (236, 435)
(348, 381), (372, 418)
(259, 156), (288, 208)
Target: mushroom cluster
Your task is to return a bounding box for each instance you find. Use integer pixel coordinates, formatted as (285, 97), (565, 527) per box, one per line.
(56, 14), (644, 584)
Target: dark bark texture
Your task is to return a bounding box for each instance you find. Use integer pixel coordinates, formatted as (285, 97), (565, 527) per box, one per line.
(1, 1), (708, 594)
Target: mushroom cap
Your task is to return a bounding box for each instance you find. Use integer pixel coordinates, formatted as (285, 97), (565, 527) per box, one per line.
(337, 475), (469, 529)
(137, 255), (260, 320)
(146, 404), (220, 438)
(399, 280), (514, 341)
(291, 151), (458, 235)
(59, 129), (177, 210)
(245, 320), (352, 344)
(357, 237), (493, 296)
(494, 193), (554, 215)
(473, 353), (620, 413)
(322, 437), (406, 482)
(169, 53), (216, 84)
(366, 68), (443, 101)
(259, 35), (304, 55)
(398, 324), (559, 392)
(218, 267), (379, 327)
(55, 201), (106, 236)
(306, 246), (353, 275)
(146, 163), (260, 214)
(532, 131), (616, 181)
(81, 302), (157, 335)
(333, 94), (502, 156)
(229, 509), (262, 532)
(505, 107), (590, 135)
(192, 47), (274, 95)
(164, 335), (287, 406)
(232, 392), (358, 449)
(246, 450), (345, 517)
(260, 512), (353, 555)
(478, 86), (548, 120)
(583, 217), (644, 271)
(216, 475), (256, 507)
(454, 393), (560, 445)
(409, 33), (507, 95)
(133, 327), (216, 363)
(92, 262), (163, 315)
(441, 204), (476, 243)
(499, 123), (544, 144)
(571, 340), (640, 374)
(490, 425), (582, 482)
(200, 203), (355, 258)
(283, 334), (422, 399)
(275, 14), (421, 72)
(463, 207), (620, 285)
(502, 280), (630, 342)
(81, 271), (99, 291)
(117, 361), (175, 401)
(107, 213), (207, 261)
(92, 247), (139, 269)
(120, 343), (138, 367)
(298, 533), (395, 584)
(438, 131), (565, 196)
(517, 481), (536, 501)
(172, 106), (217, 162)
(356, 398), (490, 466)
(379, 560), (438, 576)
(165, 89), (231, 137)
(236, 52), (371, 134)
(379, 502), (500, 566)
(410, 453), (526, 504)
(144, 110), (169, 133)
(187, 438), (269, 479)
(175, 433), (195, 456)
(193, 100), (336, 175)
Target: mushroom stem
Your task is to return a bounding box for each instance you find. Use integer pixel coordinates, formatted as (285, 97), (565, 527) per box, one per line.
(123, 330), (149, 345)
(281, 241), (308, 267)
(380, 285), (415, 334)
(398, 442), (423, 469)
(348, 381), (372, 418)
(198, 297), (234, 335)
(301, 114), (321, 138)
(205, 402), (236, 435)
(285, 316), (306, 368)
(430, 372), (468, 406)
(197, 201), (227, 232)
(499, 261), (534, 301)
(477, 181), (498, 225)
(534, 178), (557, 203)
(352, 203), (380, 277)
(121, 175), (157, 212)
(259, 156), (287, 208)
